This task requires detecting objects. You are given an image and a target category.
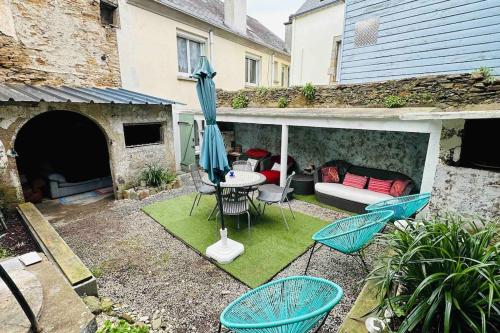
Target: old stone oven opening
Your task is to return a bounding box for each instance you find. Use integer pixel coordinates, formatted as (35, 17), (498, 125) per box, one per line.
(14, 111), (113, 203)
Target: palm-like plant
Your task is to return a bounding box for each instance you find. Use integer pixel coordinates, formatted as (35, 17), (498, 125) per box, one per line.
(367, 215), (499, 333)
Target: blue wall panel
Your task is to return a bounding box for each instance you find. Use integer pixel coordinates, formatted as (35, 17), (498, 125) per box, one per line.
(340, 0), (500, 83)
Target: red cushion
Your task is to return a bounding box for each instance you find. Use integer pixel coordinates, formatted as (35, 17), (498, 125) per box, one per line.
(246, 148), (269, 159)
(390, 179), (411, 197)
(368, 178), (394, 194)
(342, 173), (368, 189)
(260, 170), (280, 185)
(321, 167), (339, 183)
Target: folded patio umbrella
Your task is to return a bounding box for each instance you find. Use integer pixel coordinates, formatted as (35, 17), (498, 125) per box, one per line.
(192, 56), (244, 264)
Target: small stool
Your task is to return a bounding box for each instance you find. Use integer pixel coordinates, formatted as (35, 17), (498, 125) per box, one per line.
(291, 173), (314, 195)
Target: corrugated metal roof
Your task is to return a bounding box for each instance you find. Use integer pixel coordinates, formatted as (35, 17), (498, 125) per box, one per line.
(0, 84), (178, 105)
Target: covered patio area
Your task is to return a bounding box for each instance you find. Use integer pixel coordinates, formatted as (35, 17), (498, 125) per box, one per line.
(175, 107), (443, 214)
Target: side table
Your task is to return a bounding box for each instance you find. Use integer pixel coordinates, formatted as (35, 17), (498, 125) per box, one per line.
(291, 173), (314, 195)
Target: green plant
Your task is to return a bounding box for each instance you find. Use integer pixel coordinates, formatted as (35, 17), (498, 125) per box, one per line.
(301, 82), (316, 103)
(255, 87), (269, 96)
(140, 165), (175, 188)
(277, 96), (289, 108)
(367, 215), (500, 333)
(231, 93), (249, 109)
(474, 67), (496, 83)
(97, 320), (149, 333)
(384, 95), (407, 108)
(90, 265), (104, 278)
(0, 246), (11, 259)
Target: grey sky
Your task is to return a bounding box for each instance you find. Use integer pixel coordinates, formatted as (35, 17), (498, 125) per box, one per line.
(247, 0), (304, 39)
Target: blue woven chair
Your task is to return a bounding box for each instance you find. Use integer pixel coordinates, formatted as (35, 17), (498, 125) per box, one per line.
(219, 276), (343, 333)
(304, 210), (394, 274)
(365, 193), (431, 220)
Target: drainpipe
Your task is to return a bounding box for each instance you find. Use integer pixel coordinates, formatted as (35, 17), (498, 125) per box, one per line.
(209, 30), (215, 64)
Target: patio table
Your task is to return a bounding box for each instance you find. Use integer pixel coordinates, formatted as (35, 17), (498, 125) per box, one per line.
(202, 171), (266, 214)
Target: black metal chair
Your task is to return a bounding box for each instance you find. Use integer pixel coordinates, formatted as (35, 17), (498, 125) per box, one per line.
(188, 164), (216, 216)
(256, 172), (295, 230)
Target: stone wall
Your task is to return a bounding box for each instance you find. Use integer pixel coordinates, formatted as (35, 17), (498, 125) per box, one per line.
(0, 102), (175, 206)
(233, 123), (429, 187)
(217, 73), (499, 108)
(0, 0), (120, 86)
(429, 119), (500, 218)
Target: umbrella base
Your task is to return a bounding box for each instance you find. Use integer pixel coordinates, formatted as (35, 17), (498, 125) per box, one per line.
(206, 229), (244, 264)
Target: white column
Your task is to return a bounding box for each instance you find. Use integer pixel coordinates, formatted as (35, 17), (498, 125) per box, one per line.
(280, 124), (289, 187)
(420, 120), (442, 194)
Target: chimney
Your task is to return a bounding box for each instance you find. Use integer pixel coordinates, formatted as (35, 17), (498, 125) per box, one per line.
(224, 0), (247, 35)
(284, 18), (292, 52)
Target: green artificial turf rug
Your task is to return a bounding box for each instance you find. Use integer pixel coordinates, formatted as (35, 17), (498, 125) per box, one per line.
(143, 194), (330, 288)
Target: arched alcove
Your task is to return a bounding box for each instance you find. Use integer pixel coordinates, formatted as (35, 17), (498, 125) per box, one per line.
(14, 111), (112, 203)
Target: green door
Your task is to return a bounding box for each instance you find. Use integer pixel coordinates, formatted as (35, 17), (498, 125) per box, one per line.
(179, 113), (196, 170)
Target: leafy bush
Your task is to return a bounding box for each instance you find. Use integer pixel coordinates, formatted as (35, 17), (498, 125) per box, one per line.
(97, 320), (149, 333)
(277, 96), (289, 108)
(367, 215), (499, 333)
(231, 93), (249, 109)
(0, 246), (11, 259)
(384, 95), (407, 108)
(474, 67), (496, 83)
(140, 165), (175, 188)
(301, 82), (316, 103)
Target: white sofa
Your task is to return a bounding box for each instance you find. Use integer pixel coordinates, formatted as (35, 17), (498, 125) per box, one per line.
(315, 182), (393, 205)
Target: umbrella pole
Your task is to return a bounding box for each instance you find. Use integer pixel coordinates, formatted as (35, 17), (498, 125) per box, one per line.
(215, 184), (225, 231)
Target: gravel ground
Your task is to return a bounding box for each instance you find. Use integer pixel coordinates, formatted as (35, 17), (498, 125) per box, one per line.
(41, 174), (382, 333)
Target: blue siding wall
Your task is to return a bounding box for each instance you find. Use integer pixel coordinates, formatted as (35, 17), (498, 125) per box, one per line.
(340, 0), (500, 83)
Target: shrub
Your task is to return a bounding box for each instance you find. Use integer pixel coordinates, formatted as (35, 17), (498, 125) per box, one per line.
(473, 67), (496, 83)
(97, 320), (149, 333)
(231, 93), (249, 109)
(140, 165), (175, 188)
(277, 96), (289, 108)
(301, 82), (316, 103)
(367, 215), (500, 333)
(0, 246), (11, 259)
(384, 95), (407, 108)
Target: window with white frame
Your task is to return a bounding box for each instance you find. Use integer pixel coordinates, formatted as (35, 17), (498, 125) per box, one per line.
(177, 35), (205, 76)
(245, 56), (260, 86)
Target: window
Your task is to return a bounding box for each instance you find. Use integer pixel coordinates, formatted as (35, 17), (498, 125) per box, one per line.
(354, 17), (380, 48)
(273, 61), (279, 84)
(460, 119), (500, 171)
(329, 36), (342, 84)
(123, 123), (163, 147)
(281, 64), (289, 87)
(245, 56), (260, 85)
(177, 36), (204, 76)
(100, 0), (118, 26)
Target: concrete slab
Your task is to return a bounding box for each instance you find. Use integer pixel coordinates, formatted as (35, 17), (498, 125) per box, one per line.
(1, 254), (97, 333)
(0, 269), (43, 333)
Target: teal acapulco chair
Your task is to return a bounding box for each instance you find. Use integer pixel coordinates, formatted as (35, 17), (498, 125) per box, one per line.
(304, 210), (394, 274)
(365, 192), (431, 221)
(219, 276), (343, 333)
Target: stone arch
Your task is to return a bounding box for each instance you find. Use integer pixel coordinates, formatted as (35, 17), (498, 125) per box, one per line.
(12, 110), (115, 203)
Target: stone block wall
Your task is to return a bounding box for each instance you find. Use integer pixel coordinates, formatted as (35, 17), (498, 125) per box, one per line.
(0, 0), (120, 86)
(429, 120), (500, 218)
(217, 73), (499, 108)
(0, 103), (175, 206)
(233, 123), (429, 187)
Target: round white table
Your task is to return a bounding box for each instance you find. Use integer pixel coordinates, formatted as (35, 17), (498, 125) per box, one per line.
(201, 171), (266, 188)
(202, 171), (266, 214)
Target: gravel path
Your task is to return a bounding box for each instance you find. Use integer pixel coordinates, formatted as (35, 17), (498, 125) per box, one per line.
(43, 174), (381, 333)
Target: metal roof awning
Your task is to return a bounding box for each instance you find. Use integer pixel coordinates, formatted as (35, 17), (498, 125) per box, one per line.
(0, 84), (179, 105)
